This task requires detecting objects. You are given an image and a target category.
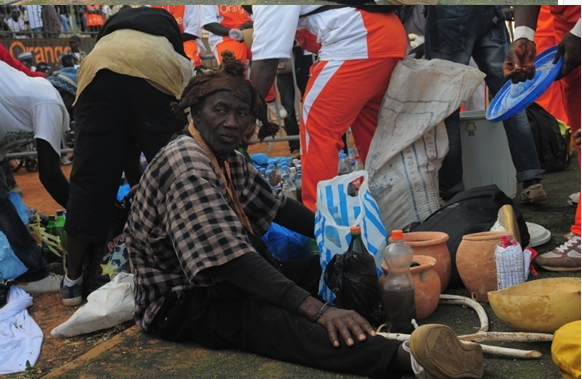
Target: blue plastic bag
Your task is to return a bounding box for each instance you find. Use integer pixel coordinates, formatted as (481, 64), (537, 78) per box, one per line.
(314, 170), (387, 303)
(0, 230), (28, 281)
(117, 184), (131, 201)
(9, 191), (29, 225)
(0, 192), (30, 280)
(262, 223), (312, 261)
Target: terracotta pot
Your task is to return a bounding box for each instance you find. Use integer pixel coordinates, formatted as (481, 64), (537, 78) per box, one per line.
(456, 231), (512, 303)
(390, 231), (450, 293)
(380, 255), (441, 320)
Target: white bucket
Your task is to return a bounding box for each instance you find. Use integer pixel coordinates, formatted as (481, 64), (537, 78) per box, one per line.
(460, 110), (517, 198)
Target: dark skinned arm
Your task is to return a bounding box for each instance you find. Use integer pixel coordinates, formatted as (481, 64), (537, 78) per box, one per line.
(513, 5), (540, 30)
(273, 197), (315, 239)
(218, 252), (376, 347)
(249, 59), (278, 99)
(502, 6), (540, 83)
(203, 22), (230, 37)
(36, 138), (69, 208)
(554, 31), (581, 80)
(505, 7), (580, 81)
(182, 32), (198, 42)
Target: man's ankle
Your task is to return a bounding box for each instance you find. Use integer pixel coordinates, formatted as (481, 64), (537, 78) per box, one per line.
(63, 274), (83, 287)
(523, 179), (541, 188)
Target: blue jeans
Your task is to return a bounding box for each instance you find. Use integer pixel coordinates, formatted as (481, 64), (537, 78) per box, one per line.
(0, 164), (47, 282)
(426, 6), (544, 199)
(31, 27), (43, 39)
(61, 14), (70, 33)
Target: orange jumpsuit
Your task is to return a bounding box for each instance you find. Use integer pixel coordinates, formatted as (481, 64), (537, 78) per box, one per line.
(534, 6), (569, 126)
(297, 11), (407, 210)
(549, 5), (581, 235)
(85, 5), (104, 29)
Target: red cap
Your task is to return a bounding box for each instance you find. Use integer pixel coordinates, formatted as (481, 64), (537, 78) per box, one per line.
(500, 235), (512, 247)
(350, 226), (361, 234)
(391, 230), (404, 240)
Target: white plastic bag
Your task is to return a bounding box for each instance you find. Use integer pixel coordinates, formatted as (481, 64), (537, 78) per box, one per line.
(315, 170), (387, 302)
(366, 57), (486, 233)
(0, 286), (43, 375)
(51, 273), (135, 338)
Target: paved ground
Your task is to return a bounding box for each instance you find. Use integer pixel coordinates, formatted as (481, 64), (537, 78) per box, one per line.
(5, 140), (579, 379)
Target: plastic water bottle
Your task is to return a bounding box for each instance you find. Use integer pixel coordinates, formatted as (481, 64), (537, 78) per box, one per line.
(282, 182), (297, 201)
(55, 210), (67, 253)
(282, 173), (297, 200)
(42, 215), (60, 264)
(379, 230), (416, 334)
(288, 166), (297, 182)
(353, 155), (364, 171)
(338, 152), (351, 175)
(228, 28), (243, 41)
(295, 172), (302, 202)
(495, 235), (525, 289)
(265, 169), (274, 186)
(348, 226), (367, 255)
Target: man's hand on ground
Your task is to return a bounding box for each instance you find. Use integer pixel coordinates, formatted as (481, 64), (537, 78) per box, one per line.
(503, 39), (537, 83)
(316, 306), (376, 348)
(298, 296), (376, 347)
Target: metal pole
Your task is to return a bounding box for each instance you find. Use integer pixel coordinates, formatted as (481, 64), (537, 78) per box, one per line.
(70, 5), (77, 35)
(6, 148), (74, 158)
(250, 135), (299, 144)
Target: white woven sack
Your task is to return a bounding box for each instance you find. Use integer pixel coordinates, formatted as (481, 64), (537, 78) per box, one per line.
(314, 170), (387, 303)
(367, 57), (486, 233)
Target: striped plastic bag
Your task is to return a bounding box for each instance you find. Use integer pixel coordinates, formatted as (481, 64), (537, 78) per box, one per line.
(314, 170), (387, 303)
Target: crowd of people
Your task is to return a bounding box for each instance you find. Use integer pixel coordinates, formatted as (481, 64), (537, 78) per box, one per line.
(0, 5), (580, 379)
(0, 5), (130, 39)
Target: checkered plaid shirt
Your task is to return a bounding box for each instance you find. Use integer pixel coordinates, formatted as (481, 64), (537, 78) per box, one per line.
(126, 134), (285, 332)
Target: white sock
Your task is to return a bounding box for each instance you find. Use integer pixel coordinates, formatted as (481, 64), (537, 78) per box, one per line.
(63, 274), (83, 287)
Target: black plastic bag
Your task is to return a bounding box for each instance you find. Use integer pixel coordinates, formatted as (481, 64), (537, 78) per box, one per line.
(324, 250), (383, 326)
(0, 281), (10, 307)
(82, 197), (132, 296)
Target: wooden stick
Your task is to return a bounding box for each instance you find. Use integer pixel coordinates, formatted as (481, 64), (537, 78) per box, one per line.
(458, 332), (554, 343)
(376, 295), (547, 359)
(439, 294), (489, 333)
(479, 344), (543, 359)
(376, 333), (543, 359)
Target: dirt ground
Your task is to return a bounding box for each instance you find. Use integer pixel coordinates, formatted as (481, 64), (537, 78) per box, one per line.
(4, 136), (299, 378)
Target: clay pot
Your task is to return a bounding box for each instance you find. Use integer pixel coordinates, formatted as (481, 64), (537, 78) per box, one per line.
(380, 255), (441, 320)
(456, 231), (512, 303)
(390, 232), (450, 293)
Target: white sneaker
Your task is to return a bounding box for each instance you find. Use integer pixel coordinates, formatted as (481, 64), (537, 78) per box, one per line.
(15, 272), (63, 294)
(568, 192), (580, 207)
(267, 102), (287, 120)
(61, 156), (72, 165)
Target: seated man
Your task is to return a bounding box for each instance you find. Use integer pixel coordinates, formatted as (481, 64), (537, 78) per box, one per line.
(59, 35), (87, 64)
(125, 51), (484, 379)
(0, 61), (71, 293)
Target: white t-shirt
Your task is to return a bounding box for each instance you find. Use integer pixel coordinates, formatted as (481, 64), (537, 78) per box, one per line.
(0, 61), (69, 160)
(6, 18), (27, 34)
(23, 5), (43, 30)
(184, 5), (206, 56)
(252, 5), (404, 62)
